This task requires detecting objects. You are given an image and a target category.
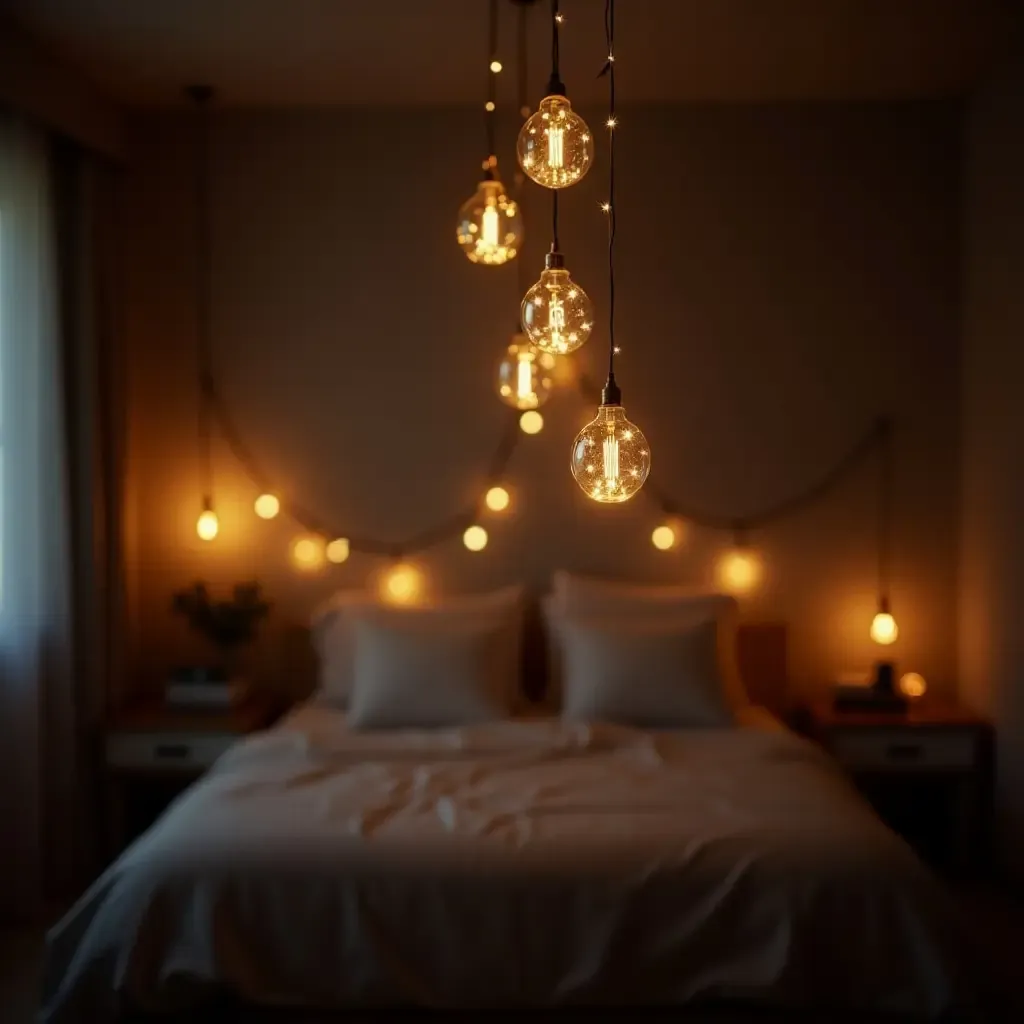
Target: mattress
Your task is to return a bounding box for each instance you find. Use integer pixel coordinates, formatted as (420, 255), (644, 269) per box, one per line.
(42, 705), (973, 1020)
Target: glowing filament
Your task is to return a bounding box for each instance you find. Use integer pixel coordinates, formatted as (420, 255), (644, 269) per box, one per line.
(482, 203), (500, 248)
(516, 351), (533, 401)
(548, 125), (565, 169)
(602, 432), (620, 489)
(549, 294), (566, 351)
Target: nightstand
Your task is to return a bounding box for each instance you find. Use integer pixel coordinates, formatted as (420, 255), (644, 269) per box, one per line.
(104, 696), (280, 855)
(798, 700), (993, 875)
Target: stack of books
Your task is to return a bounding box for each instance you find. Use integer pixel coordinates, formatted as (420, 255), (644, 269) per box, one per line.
(165, 668), (250, 710)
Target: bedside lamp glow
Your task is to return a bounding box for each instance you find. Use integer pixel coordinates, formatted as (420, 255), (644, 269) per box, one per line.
(254, 493), (280, 519)
(196, 507), (218, 541)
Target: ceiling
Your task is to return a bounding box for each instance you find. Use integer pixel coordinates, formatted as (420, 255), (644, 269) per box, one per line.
(2, 0), (1006, 107)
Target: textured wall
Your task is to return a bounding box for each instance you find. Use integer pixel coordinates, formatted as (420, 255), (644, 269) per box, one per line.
(961, 33), (1024, 875)
(120, 103), (961, 702)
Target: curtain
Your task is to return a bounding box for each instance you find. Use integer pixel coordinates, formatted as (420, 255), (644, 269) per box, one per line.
(0, 112), (126, 923)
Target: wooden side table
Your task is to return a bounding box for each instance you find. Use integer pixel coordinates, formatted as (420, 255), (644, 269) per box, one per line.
(798, 699), (993, 874)
(104, 696), (280, 855)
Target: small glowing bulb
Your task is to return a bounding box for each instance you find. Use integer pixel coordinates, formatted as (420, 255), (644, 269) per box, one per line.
(485, 100), (495, 112)
(517, 95), (593, 189)
(899, 672), (927, 699)
(652, 524), (678, 551)
(463, 525), (488, 552)
(519, 410), (544, 434)
(497, 335), (551, 410)
(554, 12), (563, 22)
(292, 535), (325, 572)
(870, 612), (899, 646)
(717, 549), (762, 595)
(254, 493), (280, 519)
(490, 60), (502, 73)
(485, 486), (510, 512)
(381, 563), (424, 606)
(606, 117), (617, 129)
(600, 202), (611, 213)
(196, 509), (218, 541)
(571, 405), (650, 503)
(326, 537), (350, 564)
(456, 175), (523, 265)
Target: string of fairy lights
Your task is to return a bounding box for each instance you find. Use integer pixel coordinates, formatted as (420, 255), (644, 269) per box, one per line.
(186, 0), (902, 651)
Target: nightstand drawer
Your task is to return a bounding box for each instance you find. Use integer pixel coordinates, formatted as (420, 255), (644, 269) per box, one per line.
(106, 731), (237, 772)
(830, 730), (977, 771)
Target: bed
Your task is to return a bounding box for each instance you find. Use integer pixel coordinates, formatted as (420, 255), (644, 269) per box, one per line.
(42, 697), (975, 1021)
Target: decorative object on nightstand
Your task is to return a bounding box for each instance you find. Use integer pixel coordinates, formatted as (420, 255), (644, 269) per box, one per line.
(104, 694), (280, 855)
(798, 699), (993, 875)
(170, 581), (270, 707)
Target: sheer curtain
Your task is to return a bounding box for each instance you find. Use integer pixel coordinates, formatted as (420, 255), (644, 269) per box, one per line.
(0, 113), (84, 923)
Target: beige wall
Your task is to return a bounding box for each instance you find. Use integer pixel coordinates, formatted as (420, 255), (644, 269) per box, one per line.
(121, 103), (961, 702)
(961, 33), (1024, 875)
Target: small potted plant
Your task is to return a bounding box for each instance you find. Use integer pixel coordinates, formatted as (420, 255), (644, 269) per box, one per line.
(171, 581), (271, 687)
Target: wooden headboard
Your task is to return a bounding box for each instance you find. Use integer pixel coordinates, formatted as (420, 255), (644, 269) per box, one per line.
(737, 623), (788, 717)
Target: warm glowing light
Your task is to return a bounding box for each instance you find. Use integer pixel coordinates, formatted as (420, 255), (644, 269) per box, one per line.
(292, 535), (325, 572)
(571, 405), (650, 503)
(652, 524), (679, 551)
(326, 537), (350, 564)
(600, 202), (611, 213)
(254, 493), (280, 519)
(196, 509), (219, 541)
(717, 549), (762, 595)
(456, 176), (523, 265)
(519, 410), (544, 434)
(381, 563), (425, 606)
(521, 263), (594, 355)
(606, 116), (618, 129)
(490, 60), (502, 73)
(485, 486), (510, 512)
(517, 95), (594, 189)
(497, 334), (552, 410)
(463, 525), (488, 551)
(870, 612), (899, 646)
(485, 100), (495, 112)
(899, 672), (927, 699)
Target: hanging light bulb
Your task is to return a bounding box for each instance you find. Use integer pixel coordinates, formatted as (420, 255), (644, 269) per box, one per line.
(521, 252), (593, 355)
(652, 522), (684, 551)
(463, 525), (488, 551)
(518, 94), (593, 189)
(196, 505), (219, 541)
(498, 333), (552, 409)
(380, 563), (425, 606)
(456, 175), (523, 265)
(870, 597), (899, 645)
(571, 389), (650, 503)
(254, 493), (280, 519)
(717, 547), (763, 595)
(485, 486), (510, 512)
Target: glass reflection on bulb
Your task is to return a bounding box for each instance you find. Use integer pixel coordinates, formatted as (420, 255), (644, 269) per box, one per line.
(497, 334), (552, 410)
(456, 177), (523, 265)
(517, 95), (594, 189)
(521, 260), (593, 355)
(571, 405), (650, 503)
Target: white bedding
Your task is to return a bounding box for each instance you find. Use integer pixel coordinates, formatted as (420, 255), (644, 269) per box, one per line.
(43, 706), (971, 1020)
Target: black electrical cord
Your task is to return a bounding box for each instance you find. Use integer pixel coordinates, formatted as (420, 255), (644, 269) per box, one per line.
(548, 0), (562, 254)
(603, 0), (618, 400)
(485, 0), (498, 166)
(516, 0), (531, 299)
(877, 418), (894, 607)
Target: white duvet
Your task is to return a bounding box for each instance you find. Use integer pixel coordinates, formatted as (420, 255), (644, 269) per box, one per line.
(43, 707), (972, 1020)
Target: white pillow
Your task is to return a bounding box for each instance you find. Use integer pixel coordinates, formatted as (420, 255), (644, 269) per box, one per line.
(313, 584), (525, 709)
(556, 614), (733, 727)
(347, 611), (516, 729)
(549, 571), (749, 708)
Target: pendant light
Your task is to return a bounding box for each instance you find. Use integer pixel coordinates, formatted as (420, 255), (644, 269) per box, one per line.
(456, 0), (523, 265)
(570, 0), (650, 503)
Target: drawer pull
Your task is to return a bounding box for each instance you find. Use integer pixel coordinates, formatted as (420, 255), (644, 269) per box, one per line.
(885, 743), (922, 761)
(155, 743), (190, 760)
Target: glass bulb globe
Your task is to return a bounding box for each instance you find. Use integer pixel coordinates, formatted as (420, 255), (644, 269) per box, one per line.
(196, 509), (218, 541)
(571, 405), (650, 503)
(456, 177), (523, 265)
(899, 672), (927, 699)
(517, 95), (594, 189)
(521, 263), (594, 354)
(254, 493), (280, 519)
(497, 334), (553, 410)
(519, 410), (544, 434)
(870, 611), (899, 645)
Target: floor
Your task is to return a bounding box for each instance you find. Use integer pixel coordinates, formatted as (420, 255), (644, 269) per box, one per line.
(5, 884), (1023, 1023)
